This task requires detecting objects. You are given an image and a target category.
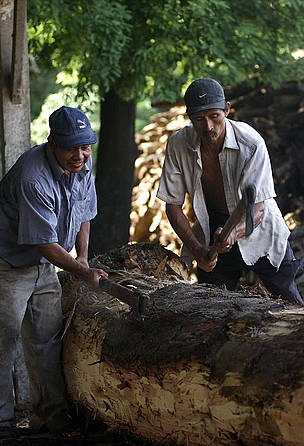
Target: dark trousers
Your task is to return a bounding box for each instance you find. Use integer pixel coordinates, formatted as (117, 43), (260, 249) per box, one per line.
(197, 211), (304, 306)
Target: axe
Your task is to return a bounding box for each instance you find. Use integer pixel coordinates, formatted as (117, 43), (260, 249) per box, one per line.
(208, 184), (256, 261)
(99, 277), (149, 317)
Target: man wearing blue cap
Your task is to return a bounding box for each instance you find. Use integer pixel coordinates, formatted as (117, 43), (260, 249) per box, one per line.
(0, 106), (107, 437)
(157, 78), (304, 306)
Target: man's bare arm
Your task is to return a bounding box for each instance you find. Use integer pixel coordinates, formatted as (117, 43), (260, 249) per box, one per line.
(166, 203), (216, 272)
(36, 242), (107, 288)
(75, 221), (90, 268)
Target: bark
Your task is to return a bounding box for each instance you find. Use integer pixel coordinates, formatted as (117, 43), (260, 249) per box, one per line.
(61, 242), (304, 446)
(89, 90), (139, 257)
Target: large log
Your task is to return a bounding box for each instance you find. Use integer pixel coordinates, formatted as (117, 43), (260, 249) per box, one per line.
(61, 243), (304, 446)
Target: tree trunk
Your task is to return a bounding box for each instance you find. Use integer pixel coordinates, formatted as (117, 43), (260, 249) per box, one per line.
(89, 90), (138, 257)
(61, 243), (304, 446)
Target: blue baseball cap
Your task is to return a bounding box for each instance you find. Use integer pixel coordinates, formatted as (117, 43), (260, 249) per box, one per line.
(49, 106), (97, 150)
(184, 78), (227, 116)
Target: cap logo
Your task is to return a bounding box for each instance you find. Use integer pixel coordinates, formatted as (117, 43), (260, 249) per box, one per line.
(199, 93), (207, 98)
(77, 119), (87, 129)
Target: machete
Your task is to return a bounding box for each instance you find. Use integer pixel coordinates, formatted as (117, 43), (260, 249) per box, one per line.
(99, 277), (149, 317)
(208, 184), (256, 261)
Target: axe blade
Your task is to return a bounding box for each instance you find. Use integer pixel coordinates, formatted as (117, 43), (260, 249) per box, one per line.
(242, 184), (256, 237)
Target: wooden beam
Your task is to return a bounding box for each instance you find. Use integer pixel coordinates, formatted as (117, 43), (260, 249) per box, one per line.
(11, 0), (26, 104)
(0, 0), (30, 176)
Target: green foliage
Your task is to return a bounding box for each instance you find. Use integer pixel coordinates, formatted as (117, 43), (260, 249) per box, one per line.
(28, 0), (304, 104)
(30, 66), (60, 120)
(28, 0), (131, 98)
(135, 100), (160, 131)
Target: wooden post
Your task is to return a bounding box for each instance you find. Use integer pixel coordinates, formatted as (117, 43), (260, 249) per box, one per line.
(0, 0), (30, 408)
(0, 0), (30, 176)
(11, 0), (27, 104)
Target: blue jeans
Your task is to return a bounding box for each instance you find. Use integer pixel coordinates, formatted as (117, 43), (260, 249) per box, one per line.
(0, 259), (67, 426)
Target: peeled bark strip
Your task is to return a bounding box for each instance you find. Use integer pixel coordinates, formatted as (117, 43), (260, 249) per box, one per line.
(61, 243), (304, 446)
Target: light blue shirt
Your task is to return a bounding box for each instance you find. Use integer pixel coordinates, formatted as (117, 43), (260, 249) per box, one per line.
(0, 143), (97, 267)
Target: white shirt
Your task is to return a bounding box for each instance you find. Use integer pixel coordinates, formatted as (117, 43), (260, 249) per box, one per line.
(157, 118), (290, 268)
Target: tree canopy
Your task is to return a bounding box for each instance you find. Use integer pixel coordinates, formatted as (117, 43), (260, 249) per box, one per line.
(27, 0), (304, 255)
(28, 0), (304, 103)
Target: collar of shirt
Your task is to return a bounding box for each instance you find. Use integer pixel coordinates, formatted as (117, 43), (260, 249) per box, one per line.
(223, 119), (240, 151)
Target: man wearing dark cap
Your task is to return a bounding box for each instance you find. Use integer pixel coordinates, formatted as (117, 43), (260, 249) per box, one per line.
(0, 106), (107, 437)
(157, 78), (304, 306)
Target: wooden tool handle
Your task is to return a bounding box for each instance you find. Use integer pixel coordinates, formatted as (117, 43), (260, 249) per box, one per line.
(99, 278), (138, 306)
(99, 277), (148, 316)
(207, 184), (256, 261)
(208, 199), (246, 261)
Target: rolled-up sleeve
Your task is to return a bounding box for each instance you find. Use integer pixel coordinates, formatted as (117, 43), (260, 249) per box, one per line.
(18, 181), (58, 245)
(157, 137), (187, 205)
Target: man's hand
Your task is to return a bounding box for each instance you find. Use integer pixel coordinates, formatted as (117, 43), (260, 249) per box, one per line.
(165, 204), (218, 272)
(194, 246), (217, 272)
(82, 267), (108, 289)
(213, 202), (265, 254)
(75, 255), (108, 288)
(36, 243), (108, 289)
(213, 227), (237, 253)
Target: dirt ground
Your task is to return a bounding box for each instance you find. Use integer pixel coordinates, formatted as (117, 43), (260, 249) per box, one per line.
(1, 426), (156, 446)
(0, 407), (156, 446)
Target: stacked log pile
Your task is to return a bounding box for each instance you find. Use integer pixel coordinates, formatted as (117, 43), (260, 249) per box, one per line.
(61, 242), (304, 446)
(130, 107), (191, 254)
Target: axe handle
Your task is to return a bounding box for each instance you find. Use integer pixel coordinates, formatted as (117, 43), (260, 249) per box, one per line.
(99, 277), (139, 307)
(99, 278), (148, 316)
(208, 199), (246, 261)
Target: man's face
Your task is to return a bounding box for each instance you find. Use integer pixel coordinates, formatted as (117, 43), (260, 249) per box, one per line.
(190, 104), (230, 145)
(50, 142), (91, 174)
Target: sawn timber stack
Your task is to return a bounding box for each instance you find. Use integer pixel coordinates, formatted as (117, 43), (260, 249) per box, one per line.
(60, 242), (304, 446)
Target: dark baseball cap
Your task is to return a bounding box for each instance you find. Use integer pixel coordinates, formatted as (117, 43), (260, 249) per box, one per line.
(184, 78), (227, 116)
(49, 106), (97, 150)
